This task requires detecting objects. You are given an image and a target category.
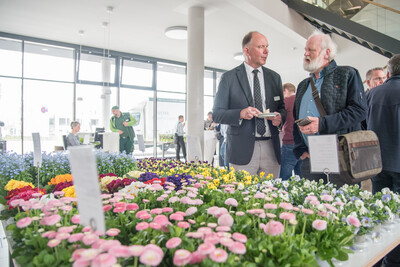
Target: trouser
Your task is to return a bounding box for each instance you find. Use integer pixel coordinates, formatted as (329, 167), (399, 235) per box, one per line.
(176, 136), (186, 161)
(279, 144), (302, 180)
(230, 139), (280, 178)
(119, 137), (134, 154)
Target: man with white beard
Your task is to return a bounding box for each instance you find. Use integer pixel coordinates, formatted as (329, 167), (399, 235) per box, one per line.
(292, 31), (367, 187)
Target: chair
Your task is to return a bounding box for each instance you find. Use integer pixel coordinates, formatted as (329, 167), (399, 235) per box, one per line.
(62, 135), (68, 150)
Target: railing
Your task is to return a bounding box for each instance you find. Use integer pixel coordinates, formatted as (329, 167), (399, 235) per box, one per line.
(300, 0), (400, 41)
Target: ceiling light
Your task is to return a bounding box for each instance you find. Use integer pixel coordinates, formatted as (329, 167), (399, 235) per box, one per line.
(233, 52), (244, 61)
(165, 26), (187, 40)
(42, 48), (49, 52)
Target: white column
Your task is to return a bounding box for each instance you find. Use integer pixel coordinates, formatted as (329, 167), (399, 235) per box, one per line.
(187, 6), (204, 161)
(101, 58), (112, 131)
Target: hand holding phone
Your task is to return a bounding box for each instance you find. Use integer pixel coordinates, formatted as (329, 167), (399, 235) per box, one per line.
(295, 118), (312, 126)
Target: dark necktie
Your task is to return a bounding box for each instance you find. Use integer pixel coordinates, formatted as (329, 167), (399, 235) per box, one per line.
(253, 69), (266, 136)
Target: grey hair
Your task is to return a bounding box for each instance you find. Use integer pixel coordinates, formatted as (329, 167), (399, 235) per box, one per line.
(309, 30), (337, 61)
(388, 54), (400, 76)
(366, 67), (384, 80)
(70, 121), (80, 129)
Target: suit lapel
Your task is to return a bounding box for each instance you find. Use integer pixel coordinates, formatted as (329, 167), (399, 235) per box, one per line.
(236, 64), (254, 106)
(262, 67), (272, 110)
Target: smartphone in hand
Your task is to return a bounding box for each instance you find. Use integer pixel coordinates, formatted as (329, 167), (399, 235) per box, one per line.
(295, 118), (312, 126)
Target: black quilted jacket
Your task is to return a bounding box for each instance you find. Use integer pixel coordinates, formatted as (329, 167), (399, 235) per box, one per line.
(293, 60), (367, 159)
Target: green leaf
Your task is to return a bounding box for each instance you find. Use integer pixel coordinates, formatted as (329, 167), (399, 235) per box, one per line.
(43, 254), (55, 265)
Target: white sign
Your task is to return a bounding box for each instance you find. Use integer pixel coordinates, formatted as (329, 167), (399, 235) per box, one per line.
(187, 135), (202, 162)
(308, 135), (340, 174)
(68, 145), (105, 234)
(103, 132), (119, 153)
(32, 133), (42, 168)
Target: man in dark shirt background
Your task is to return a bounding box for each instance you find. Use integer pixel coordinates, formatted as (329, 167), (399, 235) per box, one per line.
(279, 83), (301, 180)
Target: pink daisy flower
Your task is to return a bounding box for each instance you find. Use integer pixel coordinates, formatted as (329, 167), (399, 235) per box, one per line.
(229, 241), (247, 255)
(16, 217), (32, 228)
(91, 253), (117, 267)
(166, 237), (182, 249)
(173, 249), (192, 266)
(209, 248), (228, 263)
(264, 220), (284, 236)
(232, 232), (247, 243)
(312, 219), (328, 231)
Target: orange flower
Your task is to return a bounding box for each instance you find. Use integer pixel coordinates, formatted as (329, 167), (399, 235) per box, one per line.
(48, 174), (73, 185)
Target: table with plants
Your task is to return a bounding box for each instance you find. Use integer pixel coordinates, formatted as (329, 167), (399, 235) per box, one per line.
(0, 151), (399, 267)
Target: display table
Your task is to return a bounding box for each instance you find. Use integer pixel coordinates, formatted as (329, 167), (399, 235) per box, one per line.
(318, 220), (400, 267)
(204, 130), (217, 163)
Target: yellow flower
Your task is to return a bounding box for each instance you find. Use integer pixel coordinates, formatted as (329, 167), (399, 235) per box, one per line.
(267, 173), (274, 180)
(213, 179), (220, 187)
(4, 179), (34, 191)
(260, 171), (265, 178)
(254, 177), (259, 183)
(62, 185), (76, 198)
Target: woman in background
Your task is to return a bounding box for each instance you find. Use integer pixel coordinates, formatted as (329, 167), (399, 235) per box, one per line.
(66, 121), (81, 147)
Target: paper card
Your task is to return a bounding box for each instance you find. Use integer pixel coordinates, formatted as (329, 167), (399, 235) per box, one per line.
(32, 133), (42, 168)
(103, 132), (120, 153)
(187, 135), (202, 162)
(83, 134), (90, 144)
(68, 145), (105, 234)
(308, 135), (340, 174)
(137, 134), (145, 152)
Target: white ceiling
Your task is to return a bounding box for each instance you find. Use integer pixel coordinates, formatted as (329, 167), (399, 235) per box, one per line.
(0, 0), (390, 86)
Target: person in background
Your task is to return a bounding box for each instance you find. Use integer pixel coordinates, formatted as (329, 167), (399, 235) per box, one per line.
(66, 121), (81, 147)
(175, 115), (186, 161)
(213, 31), (286, 177)
(279, 83), (302, 180)
(365, 67), (386, 93)
(204, 111), (217, 130)
(362, 67), (386, 129)
(219, 124), (229, 168)
(367, 53), (400, 267)
(110, 106), (136, 154)
(293, 30), (367, 187)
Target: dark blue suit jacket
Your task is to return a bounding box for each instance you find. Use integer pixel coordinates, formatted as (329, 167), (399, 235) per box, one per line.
(366, 75), (400, 173)
(212, 63), (286, 165)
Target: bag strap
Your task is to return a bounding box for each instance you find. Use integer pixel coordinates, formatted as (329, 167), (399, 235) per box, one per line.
(310, 78), (327, 117)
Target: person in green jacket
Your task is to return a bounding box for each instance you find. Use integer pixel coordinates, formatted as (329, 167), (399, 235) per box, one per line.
(110, 106), (136, 154)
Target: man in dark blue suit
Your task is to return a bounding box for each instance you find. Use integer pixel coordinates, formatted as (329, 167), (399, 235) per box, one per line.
(366, 53), (400, 267)
(213, 31), (286, 177)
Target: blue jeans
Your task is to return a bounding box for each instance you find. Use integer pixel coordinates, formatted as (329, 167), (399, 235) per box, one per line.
(279, 144), (302, 180)
(220, 141), (229, 168)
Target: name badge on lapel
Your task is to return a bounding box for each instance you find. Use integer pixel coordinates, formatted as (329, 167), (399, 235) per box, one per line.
(274, 96), (280, 101)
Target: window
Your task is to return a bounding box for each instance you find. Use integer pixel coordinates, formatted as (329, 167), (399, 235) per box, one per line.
(0, 37), (22, 77)
(120, 88), (155, 158)
(0, 77), (22, 153)
(157, 62), (186, 93)
(76, 84), (117, 133)
(23, 80), (73, 153)
(24, 42), (74, 82)
(204, 70), (214, 96)
(79, 53), (116, 83)
(121, 59), (153, 87)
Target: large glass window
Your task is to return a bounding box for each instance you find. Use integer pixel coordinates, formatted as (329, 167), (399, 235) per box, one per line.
(79, 53), (116, 83)
(157, 62), (186, 93)
(120, 88), (154, 158)
(0, 77), (22, 153)
(24, 42), (74, 82)
(204, 70), (214, 96)
(157, 92), (186, 158)
(76, 84), (117, 133)
(23, 80), (73, 153)
(0, 38), (22, 77)
(121, 59), (153, 87)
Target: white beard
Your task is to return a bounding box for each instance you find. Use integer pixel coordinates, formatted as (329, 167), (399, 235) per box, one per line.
(303, 53), (325, 73)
